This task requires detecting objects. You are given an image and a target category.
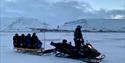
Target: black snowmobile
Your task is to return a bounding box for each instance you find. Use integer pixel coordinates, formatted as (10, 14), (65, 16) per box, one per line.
(50, 42), (105, 63)
(13, 25), (105, 63)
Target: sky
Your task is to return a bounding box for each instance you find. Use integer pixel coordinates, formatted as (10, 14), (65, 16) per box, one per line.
(0, 0), (125, 26)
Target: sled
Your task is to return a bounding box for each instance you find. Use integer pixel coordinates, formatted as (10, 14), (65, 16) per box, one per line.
(14, 47), (44, 55)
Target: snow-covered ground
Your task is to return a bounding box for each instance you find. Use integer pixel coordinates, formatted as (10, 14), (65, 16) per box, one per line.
(0, 32), (125, 63)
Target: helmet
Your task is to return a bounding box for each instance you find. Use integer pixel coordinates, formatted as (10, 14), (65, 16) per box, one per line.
(77, 25), (82, 28)
(62, 39), (67, 43)
(15, 33), (18, 36)
(33, 32), (36, 36)
(27, 34), (31, 36)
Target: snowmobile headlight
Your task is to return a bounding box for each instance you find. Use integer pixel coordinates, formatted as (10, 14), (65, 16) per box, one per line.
(88, 45), (92, 48)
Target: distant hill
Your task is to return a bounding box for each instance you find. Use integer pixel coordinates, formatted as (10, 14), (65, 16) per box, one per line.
(61, 19), (125, 32)
(1, 17), (125, 32)
(0, 17), (52, 32)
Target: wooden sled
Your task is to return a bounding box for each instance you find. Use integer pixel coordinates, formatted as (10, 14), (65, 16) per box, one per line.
(14, 47), (44, 55)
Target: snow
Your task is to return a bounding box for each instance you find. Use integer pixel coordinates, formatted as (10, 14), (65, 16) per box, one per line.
(62, 19), (125, 31)
(0, 17), (53, 31)
(1, 17), (125, 32)
(0, 32), (125, 63)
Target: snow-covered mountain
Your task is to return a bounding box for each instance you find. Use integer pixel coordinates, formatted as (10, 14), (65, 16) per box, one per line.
(0, 17), (52, 31)
(0, 17), (16, 31)
(62, 19), (125, 32)
(0, 17), (125, 32)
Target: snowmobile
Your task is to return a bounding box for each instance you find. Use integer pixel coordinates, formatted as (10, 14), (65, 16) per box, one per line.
(50, 42), (105, 63)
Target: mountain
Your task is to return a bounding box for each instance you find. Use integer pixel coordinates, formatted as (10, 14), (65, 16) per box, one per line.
(61, 19), (125, 32)
(0, 17), (52, 32)
(1, 17), (125, 32)
(0, 17), (16, 31)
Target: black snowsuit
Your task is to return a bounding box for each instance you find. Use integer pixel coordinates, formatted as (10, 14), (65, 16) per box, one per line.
(36, 40), (42, 49)
(30, 33), (42, 49)
(50, 42), (78, 58)
(30, 35), (37, 49)
(25, 34), (31, 48)
(20, 34), (26, 48)
(74, 27), (84, 51)
(13, 34), (21, 47)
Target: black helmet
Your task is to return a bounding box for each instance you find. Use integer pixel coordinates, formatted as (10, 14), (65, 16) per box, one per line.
(33, 32), (36, 36)
(21, 34), (25, 37)
(50, 42), (54, 45)
(77, 25), (82, 28)
(27, 34), (31, 36)
(62, 39), (67, 43)
(15, 33), (18, 36)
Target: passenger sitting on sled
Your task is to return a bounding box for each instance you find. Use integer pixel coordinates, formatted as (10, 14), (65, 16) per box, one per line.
(30, 33), (37, 49)
(30, 33), (42, 49)
(13, 33), (21, 48)
(20, 34), (26, 48)
(36, 39), (42, 49)
(25, 34), (31, 48)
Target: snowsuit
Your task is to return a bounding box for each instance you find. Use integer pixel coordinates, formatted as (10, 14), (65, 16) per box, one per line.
(30, 35), (37, 49)
(51, 42), (79, 58)
(13, 34), (21, 47)
(20, 34), (26, 48)
(30, 33), (41, 49)
(25, 34), (31, 48)
(36, 40), (42, 49)
(74, 26), (84, 52)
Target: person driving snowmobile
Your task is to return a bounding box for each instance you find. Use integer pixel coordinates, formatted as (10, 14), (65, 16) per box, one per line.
(74, 25), (84, 52)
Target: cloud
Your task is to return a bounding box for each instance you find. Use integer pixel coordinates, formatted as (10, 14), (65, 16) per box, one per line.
(112, 15), (125, 19)
(0, 0), (92, 23)
(87, 9), (125, 19)
(0, 0), (124, 25)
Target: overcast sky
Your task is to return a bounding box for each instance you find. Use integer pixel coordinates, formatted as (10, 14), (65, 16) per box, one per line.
(0, 0), (125, 25)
